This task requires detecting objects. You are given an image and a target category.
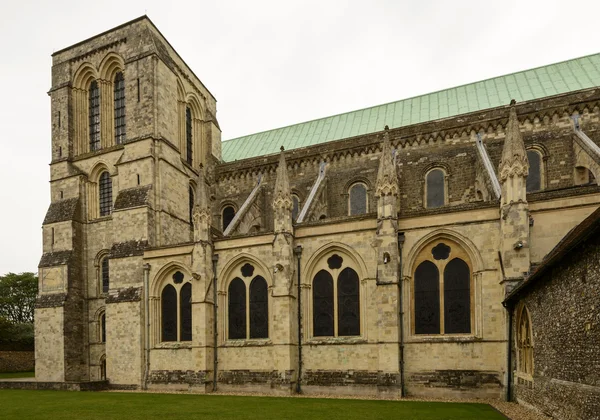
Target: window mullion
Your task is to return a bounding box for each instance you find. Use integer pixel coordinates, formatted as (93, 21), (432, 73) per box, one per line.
(333, 271), (338, 337)
(246, 281), (250, 339)
(439, 261), (445, 334)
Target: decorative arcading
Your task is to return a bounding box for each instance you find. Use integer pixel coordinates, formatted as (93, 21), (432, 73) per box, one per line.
(272, 147), (293, 211)
(375, 126), (399, 197)
(499, 100), (529, 181)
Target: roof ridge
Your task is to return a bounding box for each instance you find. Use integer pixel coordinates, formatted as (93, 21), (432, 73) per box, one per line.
(223, 52), (600, 143)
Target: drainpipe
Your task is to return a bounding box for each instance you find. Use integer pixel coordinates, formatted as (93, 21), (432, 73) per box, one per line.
(142, 263), (151, 390)
(212, 254), (219, 392)
(293, 245), (303, 394)
(397, 232), (405, 397)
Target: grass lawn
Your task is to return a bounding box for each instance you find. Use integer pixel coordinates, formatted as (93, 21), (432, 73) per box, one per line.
(0, 371), (35, 379)
(0, 390), (506, 420)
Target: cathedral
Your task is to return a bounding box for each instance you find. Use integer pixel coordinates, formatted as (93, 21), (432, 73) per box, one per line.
(36, 16), (600, 408)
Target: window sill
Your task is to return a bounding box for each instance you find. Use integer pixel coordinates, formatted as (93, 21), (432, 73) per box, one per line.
(222, 339), (272, 347)
(154, 342), (193, 349)
(407, 334), (480, 343)
(306, 336), (366, 345)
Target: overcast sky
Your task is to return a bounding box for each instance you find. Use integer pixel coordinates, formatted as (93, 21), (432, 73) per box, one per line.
(1, 0), (599, 274)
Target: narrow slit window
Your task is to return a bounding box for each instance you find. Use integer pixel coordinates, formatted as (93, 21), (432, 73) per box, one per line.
(189, 186), (194, 226)
(186, 106), (193, 165)
(114, 72), (126, 144)
(101, 257), (109, 294)
(89, 80), (101, 152)
(99, 172), (113, 217)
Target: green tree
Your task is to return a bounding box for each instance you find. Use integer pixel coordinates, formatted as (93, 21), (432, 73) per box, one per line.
(0, 272), (38, 324)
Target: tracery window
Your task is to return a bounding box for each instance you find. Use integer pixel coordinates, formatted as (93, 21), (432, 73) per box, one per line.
(186, 106), (193, 165)
(89, 80), (101, 152)
(348, 183), (368, 216)
(228, 272), (269, 340)
(312, 254), (360, 337)
(101, 256), (110, 294)
(222, 206), (235, 231)
(516, 305), (534, 376)
(160, 271), (192, 342)
(426, 169), (445, 208)
(99, 171), (113, 217)
(413, 241), (471, 335)
(526, 150), (542, 193)
(114, 72), (126, 144)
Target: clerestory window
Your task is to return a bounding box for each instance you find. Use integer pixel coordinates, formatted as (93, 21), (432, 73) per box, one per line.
(89, 80), (101, 152)
(348, 183), (368, 216)
(99, 171), (113, 217)
(114, 72), (126, 144)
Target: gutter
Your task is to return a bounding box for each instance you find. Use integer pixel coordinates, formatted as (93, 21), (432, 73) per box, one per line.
(397, 232), (406, 397)
(293, 245), (303, 393)
(142, 263), (151, 390)
(212, 254), (219, 392)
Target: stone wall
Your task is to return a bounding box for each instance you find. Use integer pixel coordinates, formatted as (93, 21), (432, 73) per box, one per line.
(512, 231), (600, 419)
(0, 352), (35, 372)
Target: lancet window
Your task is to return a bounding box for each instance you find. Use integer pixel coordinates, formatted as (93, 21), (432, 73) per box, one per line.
(426, 168), (446, 208)
(348, 183), (368, 215)
(114, 71), (126, 144)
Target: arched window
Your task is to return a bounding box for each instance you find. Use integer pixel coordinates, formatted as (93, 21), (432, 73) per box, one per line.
(100, 312), (106, 343)
(228, 278), (246, 339)
(222, 206), (235, 231)
(348, 183), (367, 215)
(186, 106), (193, 165)
(413, 241), (472, 335)
(99, 171), (113, 217)
(526, 150), (542, 193)
(161, 284), (177, 342)
(516, 305), (534, 376)
(337, 267), (360, 336)
(114, 72), (126, 144)
(89, 80), (101, 152)
(101, 257), (110, 294)
(426, 169), (445, 208)
(249, 276), (268, 338)
(312, 255), (361, 337)
(160, 271), (192, 342)
(292, 194), (300, 222)
(189, 186), (194, 226)
(100, 355), (106, 380)
(313, 270), (334, 337)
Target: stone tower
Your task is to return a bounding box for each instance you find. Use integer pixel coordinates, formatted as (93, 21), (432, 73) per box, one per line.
(499, 100), (531, 291)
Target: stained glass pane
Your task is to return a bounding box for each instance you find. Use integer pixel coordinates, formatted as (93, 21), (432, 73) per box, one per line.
(526, 150), (541, 192)
(443, 258), (471, 334)
(99, 172), (112, 217)
(186, 107), (193, 165)
(426, 169), (445, 208)
(101, 257), (109, 293)
(414, 260), (440, 334)
(89, 80), (100, 151)
(114, 72), (126, 144)
(161, 284), (177, 342)
(223, 206), (235, 231)
(249, 276), (268, 338)
(228, 278), (246, 339)
(313, 270), (334, 336)
(337, 268), (360, 336)
(180, 283), (192, 341)
(349, 184), (367, 215)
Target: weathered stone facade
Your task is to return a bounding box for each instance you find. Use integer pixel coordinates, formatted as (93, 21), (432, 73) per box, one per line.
(37, 16), (600, 405)
(505, 208), (600, 419)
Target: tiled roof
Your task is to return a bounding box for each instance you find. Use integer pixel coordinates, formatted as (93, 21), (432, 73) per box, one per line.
(222, 53), (600, 162)
(504, 205), (600, 304)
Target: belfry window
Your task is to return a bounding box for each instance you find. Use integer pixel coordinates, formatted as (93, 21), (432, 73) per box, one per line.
(228, 271), (269, 340)
(312, 254), (360, 337)
(426, 169), (445, 208)
(161, 271), (192, 342)
(526, 150), (542, 193)
(114, 72), (126, 144)
(186, 106), (193, 165)
(89, 80), (101, 152)
(413, 241), (471, 335)
(348, 183), (367, 215)
(99, 171), (113, 217)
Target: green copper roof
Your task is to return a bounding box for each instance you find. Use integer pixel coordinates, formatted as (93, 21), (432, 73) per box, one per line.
(222, 53), (600, 162)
